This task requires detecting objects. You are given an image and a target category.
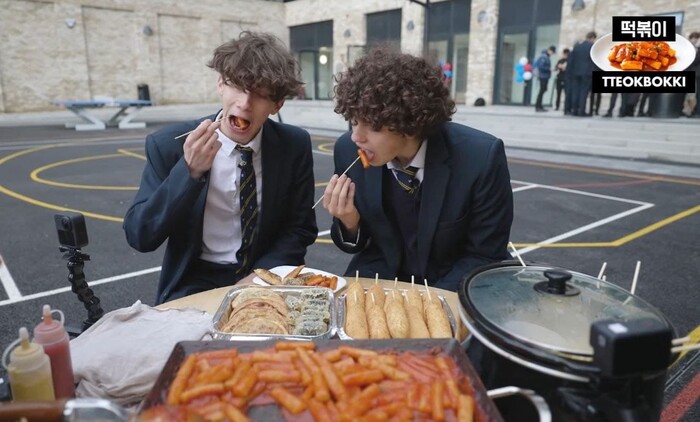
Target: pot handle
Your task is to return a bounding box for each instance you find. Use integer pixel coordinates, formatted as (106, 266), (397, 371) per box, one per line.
(488, 386), (552, 422)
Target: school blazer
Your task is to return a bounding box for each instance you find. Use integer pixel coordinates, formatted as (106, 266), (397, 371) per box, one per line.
(330, 122), (513, 291)
(124, 114), (318, 303)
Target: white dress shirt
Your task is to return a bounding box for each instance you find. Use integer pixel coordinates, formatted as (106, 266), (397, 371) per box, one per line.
(200, 124), (263, 264)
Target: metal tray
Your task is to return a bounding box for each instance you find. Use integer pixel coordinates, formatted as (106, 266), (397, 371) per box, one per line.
(140, 339), (504, 421)
(336, 287), (458, 340)
(210, 285), (336, 341)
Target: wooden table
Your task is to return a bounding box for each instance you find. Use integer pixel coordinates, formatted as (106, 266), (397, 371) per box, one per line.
(158, 278), (467, 339)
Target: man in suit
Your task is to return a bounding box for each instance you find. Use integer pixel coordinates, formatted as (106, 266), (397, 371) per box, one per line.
(567, 31), (597, 116)
(322, 48), (513, 292)
(124, 32), (318, 304)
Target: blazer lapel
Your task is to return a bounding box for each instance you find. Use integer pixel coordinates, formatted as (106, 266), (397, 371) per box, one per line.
(417, 131), (450, 278)
(258, 120), (281, 253)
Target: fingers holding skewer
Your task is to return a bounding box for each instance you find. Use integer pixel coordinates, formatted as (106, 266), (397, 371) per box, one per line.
(183, 119), (222, 179)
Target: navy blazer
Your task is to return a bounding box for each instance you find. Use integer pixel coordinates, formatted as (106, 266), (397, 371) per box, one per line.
(330, 122), (513, 292)
(124, 113), (318, 304)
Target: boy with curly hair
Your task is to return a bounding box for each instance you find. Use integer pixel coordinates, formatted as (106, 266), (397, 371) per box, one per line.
(322, 48), (513, 291)
(124, 32), (317, 304)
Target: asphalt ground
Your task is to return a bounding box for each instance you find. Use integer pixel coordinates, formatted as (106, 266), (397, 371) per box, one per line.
(0, 123), (698, 420)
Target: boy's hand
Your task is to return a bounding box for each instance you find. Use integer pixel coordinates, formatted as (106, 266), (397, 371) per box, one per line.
(183, 119), (222, 179)
(323, 174), (360, 237)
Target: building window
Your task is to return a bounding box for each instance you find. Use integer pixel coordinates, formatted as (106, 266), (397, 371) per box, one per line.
(427, 0), (470, 103)
(367, 9), (402, 50)
(290, 21), (334, 100)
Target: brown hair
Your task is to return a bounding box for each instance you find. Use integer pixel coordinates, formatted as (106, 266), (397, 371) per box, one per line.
(208, 31), (303, 102)
(333, 47), (456, 139)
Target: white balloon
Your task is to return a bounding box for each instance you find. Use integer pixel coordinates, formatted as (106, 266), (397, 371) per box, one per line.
(523, 71), (533, 81)
(519, 57), (528, 66)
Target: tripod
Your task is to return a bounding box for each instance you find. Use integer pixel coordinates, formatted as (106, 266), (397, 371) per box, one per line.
(60, 246), (104, 336)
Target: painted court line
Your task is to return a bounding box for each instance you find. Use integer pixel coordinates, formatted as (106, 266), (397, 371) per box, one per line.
(0, 254), (21, 300)
(0, 266), (161, 307)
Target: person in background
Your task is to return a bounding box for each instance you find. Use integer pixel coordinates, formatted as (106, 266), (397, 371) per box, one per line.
(123, 32), (318, 304)
(534, 46), (556, 112)
(568, 31), (597, 117)
(636, 93), (651, 117)
(322, 48), (514, 292)
(554, 48), (570, 112)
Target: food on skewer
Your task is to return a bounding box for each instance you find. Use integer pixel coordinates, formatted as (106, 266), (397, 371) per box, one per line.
(423, 281), (453, 338)
(365, 276), (386, 312)
(367, 294), (391, 339)
(347, 278), (366, 310)
(345, 291), (369, 339)
(233, 115), (250, 129)
(358, 148), (371, 168)
(384, 291), (410, 338)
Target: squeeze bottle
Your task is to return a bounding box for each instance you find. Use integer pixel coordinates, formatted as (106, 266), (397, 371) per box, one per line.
(2, 327), (55, 401)
(33, 304), (76, 398)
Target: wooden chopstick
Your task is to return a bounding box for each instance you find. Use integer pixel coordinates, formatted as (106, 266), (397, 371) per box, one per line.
(311, 155), (361, 209)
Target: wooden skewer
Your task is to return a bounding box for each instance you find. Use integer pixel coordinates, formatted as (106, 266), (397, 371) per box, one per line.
(672, 336), (691, 345)
(672, 343), (700, 353)
(424, 279), (432, 303)
(508, 242), (526, 267)
(411, 275), (415, 290)
(371, 292), (376, 305)
(355, 270), (359, 284)
(630, 261), (641, 295)
(597, 262), (607, 279)
(174, 115), (222, 139)
(353, 290), (358, 304)
(311, 155), (362, 209)
(393, 277), (398, 289)
(375, 273), (379, 285)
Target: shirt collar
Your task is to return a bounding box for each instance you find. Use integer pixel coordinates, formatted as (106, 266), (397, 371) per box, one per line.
(216, 112), (263, 157)
(386, 139), (427, 171)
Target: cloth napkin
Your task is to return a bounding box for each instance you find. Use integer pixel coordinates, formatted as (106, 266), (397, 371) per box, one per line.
(70, 301), (212, 407)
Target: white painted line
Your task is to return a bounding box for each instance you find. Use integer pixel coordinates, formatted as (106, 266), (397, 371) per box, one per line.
(318, 230), (331, 236)
(0, 254), (22, 300)
(512, 183), (539, 192)
(516, 202), (654, 255)
(0, 266), (161, 307)
(511, 180), (652, 206)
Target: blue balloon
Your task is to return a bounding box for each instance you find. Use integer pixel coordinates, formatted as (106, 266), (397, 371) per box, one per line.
(515, 63), (524, 73)
(444, 70), (453, 78)
(516, 75), (524, 83)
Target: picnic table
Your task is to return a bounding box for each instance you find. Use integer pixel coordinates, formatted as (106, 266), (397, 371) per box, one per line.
(51, 98), (153, 131)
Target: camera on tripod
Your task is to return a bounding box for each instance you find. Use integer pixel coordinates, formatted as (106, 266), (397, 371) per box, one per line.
(55, 212), (89, 250)
(54, 212), (103, 335)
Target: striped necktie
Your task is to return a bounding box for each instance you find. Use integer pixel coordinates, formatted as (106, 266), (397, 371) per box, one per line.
(235, 145), (258, 272)
(394, 166), (420, 195)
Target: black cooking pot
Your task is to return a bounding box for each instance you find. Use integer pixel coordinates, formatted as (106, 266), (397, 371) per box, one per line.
(458, 261), (677, 422)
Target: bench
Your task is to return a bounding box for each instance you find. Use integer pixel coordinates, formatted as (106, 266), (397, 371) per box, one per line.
(51, 99), (153, 131)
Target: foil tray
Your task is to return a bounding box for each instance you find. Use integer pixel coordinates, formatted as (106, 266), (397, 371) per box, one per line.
(336, 288), (458, 340)
(140, 338), (504, 422)
(210, 285), (336, 341)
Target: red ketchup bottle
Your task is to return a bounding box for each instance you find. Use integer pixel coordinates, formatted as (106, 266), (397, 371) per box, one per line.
(33, 304), (75, 398)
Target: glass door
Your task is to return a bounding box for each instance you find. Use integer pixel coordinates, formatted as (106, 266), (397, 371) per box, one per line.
(298, 49), (333, 100)
(496, 31), (531, 105)
(299, 51), (316, 100)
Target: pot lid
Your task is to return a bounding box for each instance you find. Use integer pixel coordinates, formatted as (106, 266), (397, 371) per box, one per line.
(464, 264), (671, 356)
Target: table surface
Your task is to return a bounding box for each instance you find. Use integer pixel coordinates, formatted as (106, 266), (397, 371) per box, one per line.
(158, 277), (466, 338)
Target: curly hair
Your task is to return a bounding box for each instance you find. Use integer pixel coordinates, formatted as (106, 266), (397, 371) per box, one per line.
(208, 31), (303, 102)
(333, 47), (455, 139)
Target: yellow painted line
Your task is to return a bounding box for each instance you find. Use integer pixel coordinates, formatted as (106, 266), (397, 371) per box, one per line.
(314, 182), (328, 188)
(317, 142), (335, 153)
(315, 238), (334, 244)
(510, 158), (700, 186)
(30, 154), (138, 191)
(0, 184), (124, 222)
(513, 242), (614, 248)
(117, 148), (145, 160)
(611, 205), (700, 246)
(672, 325), (700, 365)
(0, 145), (56, 164)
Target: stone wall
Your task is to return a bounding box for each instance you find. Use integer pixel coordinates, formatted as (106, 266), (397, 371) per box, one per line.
(0, 0), (285, 112)
(1, 0), (698, 112)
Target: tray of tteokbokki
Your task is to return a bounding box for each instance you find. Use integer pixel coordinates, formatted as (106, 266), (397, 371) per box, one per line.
(139, 339), (504, 421)
(210, 285), (336, 341)
(338, 280), (458, 340)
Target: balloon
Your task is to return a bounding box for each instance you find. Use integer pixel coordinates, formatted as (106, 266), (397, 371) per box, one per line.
(524, 63), (532, 72)
(444, 70), (453, 78)
(515, 63), (524, 73)
(443, 63), (452, 71)
(516, 75), (524, 83)
(523, 71), (533, 81)
(519, 57), (528, 65)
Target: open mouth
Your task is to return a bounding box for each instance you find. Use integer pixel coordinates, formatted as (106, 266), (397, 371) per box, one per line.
(230, 115), (250, 130)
